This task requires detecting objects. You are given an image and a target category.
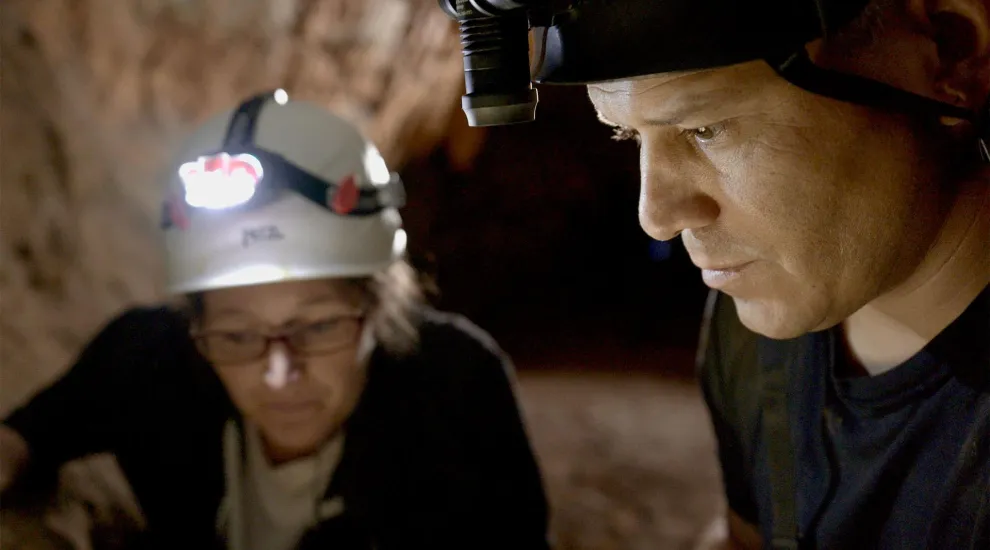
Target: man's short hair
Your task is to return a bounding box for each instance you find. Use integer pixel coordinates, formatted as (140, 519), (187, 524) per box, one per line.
(828, 0), (900, 49)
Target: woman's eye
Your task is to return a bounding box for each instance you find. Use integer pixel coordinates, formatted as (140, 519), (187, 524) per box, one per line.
(220, 331), (255, 344)
(306, 320), (340, 334)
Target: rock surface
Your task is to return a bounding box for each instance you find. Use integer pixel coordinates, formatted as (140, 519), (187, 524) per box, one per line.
(520, 372), (724, 550)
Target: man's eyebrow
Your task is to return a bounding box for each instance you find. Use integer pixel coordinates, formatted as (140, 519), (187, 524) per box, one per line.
(596, 107), (686, 129)
(597, 91), (725, 130)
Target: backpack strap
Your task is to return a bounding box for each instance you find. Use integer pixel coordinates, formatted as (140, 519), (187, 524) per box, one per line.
(759, 336), (801, 550)
(698, 290), (804, 549)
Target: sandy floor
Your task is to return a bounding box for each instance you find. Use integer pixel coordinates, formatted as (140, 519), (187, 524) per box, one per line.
(518, 371), (725, 550)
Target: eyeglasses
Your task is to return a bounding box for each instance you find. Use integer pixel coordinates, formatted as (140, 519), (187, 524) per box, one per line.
(192, 314), (364, 365)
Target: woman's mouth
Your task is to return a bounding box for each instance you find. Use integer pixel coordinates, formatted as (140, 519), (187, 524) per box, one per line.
(265, 400), (321, 419)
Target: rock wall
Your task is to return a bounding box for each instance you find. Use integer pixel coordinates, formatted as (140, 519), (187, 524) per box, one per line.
(1, 0), (467, 415)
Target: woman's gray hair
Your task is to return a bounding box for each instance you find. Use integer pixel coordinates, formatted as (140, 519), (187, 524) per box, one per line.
(354, 258), (428, 357)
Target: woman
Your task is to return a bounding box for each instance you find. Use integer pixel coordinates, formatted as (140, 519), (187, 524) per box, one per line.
(0, 91), (550, 550)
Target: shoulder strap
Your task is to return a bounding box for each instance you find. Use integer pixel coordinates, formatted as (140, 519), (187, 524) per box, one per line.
(699, 291), (803, 548)
(758, 336), (801, 550)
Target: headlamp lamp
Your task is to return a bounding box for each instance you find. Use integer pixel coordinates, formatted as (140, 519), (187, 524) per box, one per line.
(164, 146), (406, 229)
(179, 152), (264, 210)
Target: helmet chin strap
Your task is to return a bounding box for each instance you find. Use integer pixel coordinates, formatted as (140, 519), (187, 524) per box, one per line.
(768, 48), (990, 164)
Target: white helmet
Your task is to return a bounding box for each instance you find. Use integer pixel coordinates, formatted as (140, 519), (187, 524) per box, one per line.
(161, 90), (407, 295)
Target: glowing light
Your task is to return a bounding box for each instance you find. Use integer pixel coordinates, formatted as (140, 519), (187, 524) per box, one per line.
(265, 347), (291, 389)
(274, 89), (289, 105)
(209, 264), (288, 288)
(392, 228), (407, 258)
(178, 153), (264, 209)
(363, 145), (392, 185)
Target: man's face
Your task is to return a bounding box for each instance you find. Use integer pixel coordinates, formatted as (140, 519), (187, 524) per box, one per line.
(588, 61), (944, 338)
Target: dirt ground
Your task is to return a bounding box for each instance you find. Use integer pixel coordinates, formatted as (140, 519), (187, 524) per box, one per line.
(518, 371), (725, 550)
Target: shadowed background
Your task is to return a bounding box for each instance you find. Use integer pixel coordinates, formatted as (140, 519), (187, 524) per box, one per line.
(0, 1), (723, 548)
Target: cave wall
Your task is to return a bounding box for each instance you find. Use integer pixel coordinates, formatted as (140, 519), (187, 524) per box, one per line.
(1, 0), (467, 415)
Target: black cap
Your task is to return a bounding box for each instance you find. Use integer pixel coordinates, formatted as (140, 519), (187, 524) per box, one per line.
(531, 0), (870, 84)
(528, 0), (982, 144)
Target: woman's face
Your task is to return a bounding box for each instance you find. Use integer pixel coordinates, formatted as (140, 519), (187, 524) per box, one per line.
(196, 279), (368, 463)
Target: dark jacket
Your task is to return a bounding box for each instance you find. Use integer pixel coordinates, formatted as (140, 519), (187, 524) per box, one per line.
(4, 306), (550, 550)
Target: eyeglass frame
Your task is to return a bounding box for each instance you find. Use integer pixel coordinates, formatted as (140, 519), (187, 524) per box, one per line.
(190, 311), (366, 365)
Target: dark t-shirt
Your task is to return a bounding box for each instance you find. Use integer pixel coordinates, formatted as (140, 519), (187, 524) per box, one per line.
(4, 306), (550, 550)
(699, 287), (990, 550)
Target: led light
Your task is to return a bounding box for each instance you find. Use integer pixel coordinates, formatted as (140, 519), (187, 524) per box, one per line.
(178, 153), (264, 209)
(209, 264), (288, 288)
(274, 89), (289, 105)
(392, 228), (408, 258)
(363, 145), (392, 185)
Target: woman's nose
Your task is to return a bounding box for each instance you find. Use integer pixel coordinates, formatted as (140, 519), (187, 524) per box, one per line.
(263, 343), (298, 390)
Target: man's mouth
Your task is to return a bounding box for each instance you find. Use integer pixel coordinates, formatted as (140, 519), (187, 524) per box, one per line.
(698, 261), (755, 289)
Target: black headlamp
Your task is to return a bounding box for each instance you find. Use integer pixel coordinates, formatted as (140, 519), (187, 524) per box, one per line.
(439, 0), (988, 161)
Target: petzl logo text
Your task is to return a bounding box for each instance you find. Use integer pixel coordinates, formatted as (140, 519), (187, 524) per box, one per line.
(242, 225), (284, 248)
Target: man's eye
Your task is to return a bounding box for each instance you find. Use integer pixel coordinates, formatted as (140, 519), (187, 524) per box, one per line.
(693, 127), (717, 140)
(682, 124), (725, 143)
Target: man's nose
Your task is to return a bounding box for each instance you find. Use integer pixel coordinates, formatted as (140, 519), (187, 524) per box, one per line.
(638, 151), (720, 242)
(264, 343), (299, 390)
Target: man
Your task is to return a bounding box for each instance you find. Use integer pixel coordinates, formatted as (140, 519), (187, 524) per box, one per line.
(443, 0), (989, 548)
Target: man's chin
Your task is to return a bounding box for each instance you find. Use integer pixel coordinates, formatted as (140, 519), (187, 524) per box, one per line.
(731, 295), (822, 340)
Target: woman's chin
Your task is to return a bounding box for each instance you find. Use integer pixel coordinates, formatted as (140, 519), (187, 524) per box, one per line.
(259, 422), (340, 464)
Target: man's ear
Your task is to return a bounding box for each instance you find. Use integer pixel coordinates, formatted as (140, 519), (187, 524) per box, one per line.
(907, 0), (990, 109)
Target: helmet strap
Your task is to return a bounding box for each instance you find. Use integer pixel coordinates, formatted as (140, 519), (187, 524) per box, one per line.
(768, 48), (988, 164)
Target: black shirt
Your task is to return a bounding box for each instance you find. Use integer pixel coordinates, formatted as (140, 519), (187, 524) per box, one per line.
(699, 287), (990, 550)
(4, 306), (550, 550)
